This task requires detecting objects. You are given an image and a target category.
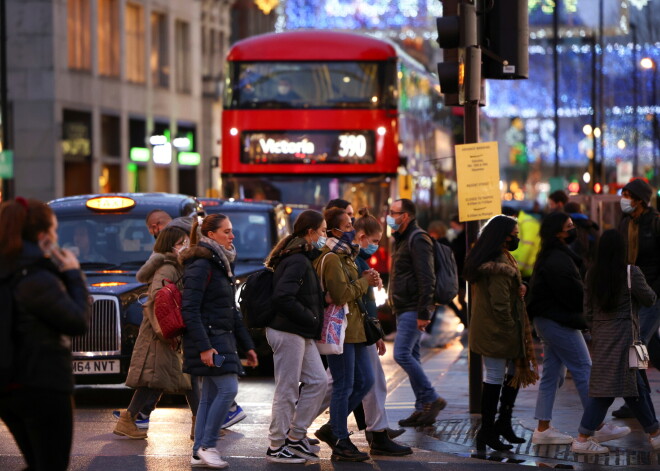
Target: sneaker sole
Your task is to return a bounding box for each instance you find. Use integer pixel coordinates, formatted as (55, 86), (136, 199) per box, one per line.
(198, 459), (228, 469)
(571, 446), (609, 454)
(532, 437), (573, 445)
(266, 456), (306, 464)
(288, 447), (320, 462)
(221, 411), (247, 429)
(112, 430), (147, 440)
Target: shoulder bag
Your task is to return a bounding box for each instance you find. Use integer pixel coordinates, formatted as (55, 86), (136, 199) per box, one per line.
(628, 265), (650, 369)
(316, 253), (349, 355)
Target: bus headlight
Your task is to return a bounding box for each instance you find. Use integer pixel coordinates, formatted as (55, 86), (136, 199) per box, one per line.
(229, 128), (239, 136)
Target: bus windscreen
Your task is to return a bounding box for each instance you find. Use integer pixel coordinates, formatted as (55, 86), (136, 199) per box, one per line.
(225, 61), (397, 110)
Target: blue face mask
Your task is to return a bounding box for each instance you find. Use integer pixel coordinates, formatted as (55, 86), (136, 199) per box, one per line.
(386, 215), (400, 231)
(314, 236), (327, 250)
(360, 243), (379, 256)
(339, 229), (356, 243)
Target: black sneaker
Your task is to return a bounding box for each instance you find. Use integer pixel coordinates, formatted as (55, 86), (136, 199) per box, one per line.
(314, 423), (337, 448)
(398, 410), (423, 427)
(286, 438), (321, 462)
(331, 437), (370, 462)
(266, 446), (306, 464)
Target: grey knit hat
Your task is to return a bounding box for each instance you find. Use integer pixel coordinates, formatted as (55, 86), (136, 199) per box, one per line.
(623, 179), (653, 205)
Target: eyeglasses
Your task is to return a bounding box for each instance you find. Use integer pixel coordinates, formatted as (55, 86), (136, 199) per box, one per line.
(389, 211), (405, 216)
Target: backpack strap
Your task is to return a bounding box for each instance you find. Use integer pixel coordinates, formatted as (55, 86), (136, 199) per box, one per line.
(407, 228), (431, 253)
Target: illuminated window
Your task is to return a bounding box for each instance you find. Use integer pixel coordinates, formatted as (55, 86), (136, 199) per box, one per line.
(151, 12), (169, 87)
(175, 20), (191, 93)
(125, 3), (145, 83)
(98, 0), (119, 77)
(67, 0), (91, 70)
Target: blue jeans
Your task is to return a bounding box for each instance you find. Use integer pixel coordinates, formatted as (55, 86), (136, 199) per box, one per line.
(533, 317), (592, 421)
(193, 374), (238, 451)
(326, 342), (374, 440)
(393, 311), (439, 411)
(639, 297), (660, 344)
(482, 356), (515, 385)
(579, 370), (660, 435)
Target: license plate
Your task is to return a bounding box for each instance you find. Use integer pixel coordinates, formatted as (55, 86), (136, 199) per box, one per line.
(73, 359), (120, 375)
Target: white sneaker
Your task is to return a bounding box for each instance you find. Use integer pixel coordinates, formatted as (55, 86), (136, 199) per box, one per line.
(650, 433), (660, 449)
(531, 426), (574, 445)
(593, 423), (631, 443)
(571, 438), (609, 454)
(197, 447), (228, 469)
(190, 453), (205, 467)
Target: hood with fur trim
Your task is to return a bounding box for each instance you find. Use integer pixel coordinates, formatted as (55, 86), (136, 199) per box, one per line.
(477, 260), (519, 278)
(136, 252), (179, 283)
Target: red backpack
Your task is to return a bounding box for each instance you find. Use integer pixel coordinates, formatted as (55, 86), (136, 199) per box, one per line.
(153, 278), (185, 339)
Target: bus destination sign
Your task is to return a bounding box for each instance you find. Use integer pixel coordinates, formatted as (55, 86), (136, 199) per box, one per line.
(241, 131), (375, 164)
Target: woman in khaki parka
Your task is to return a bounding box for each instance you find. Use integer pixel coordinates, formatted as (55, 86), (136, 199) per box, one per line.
(463, 215), (538, 452)
(114, 227), (194, 439)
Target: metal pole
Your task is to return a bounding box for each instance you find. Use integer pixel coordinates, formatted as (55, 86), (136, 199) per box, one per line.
(632, 24), (639, 177)
(552, 2), (559, 177)
(0, 0), (12, 201)
(589, 34), (597, 192)
(598, 0), (605, 186)
(464, 98), (482, 414)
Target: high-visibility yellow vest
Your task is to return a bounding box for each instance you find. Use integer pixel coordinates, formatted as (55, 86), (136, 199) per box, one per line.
(511, 210), (541, 278)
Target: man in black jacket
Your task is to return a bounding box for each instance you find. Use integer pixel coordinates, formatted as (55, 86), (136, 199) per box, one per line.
(614, 178), (660, 418)
(387, 199), (446, 427)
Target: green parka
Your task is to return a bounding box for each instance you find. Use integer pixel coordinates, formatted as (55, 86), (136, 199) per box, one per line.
(314, 247), (369, 343)
(468, 254), (525, 359)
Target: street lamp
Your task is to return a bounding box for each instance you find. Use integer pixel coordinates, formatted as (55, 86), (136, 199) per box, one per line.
(641, 57), (658, 185)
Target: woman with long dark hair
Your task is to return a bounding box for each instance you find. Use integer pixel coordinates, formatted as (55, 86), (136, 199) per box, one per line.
(463, 215), (537, 451)
(0, 197), (89, 471)
(527, 212), (627, 446)
(571, 230), (658, 454)
(262, 210), (327, 464)
(180, 214), (258, 468)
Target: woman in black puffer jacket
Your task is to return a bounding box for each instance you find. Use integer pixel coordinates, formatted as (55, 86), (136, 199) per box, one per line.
(262, 210), (327, 462)
(0, 197), (89, 471)
(180, 214), (257, 468)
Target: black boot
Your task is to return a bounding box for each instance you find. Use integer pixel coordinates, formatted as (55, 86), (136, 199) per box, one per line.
(476, 383), (513, 452)
(314, 423), (337, 448)
(494, 377), (525, 444)
(369, 430), (413, 456)
(331, 437), (370, 462)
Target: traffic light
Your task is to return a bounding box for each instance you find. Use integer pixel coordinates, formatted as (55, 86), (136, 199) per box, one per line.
(437, 0), (481, 106)
(480, 0), (529, 79)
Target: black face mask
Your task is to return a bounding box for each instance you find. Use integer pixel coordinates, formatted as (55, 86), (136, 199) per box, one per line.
(506, 235), (520, 252)
(564, 228), (577, 244)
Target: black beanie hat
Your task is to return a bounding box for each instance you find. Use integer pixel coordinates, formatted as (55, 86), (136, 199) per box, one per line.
(623, 179), (652, 205)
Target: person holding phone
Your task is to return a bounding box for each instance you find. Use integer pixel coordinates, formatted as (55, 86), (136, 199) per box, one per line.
(180, 214), (258, 469)
(0, 197), (90, 471)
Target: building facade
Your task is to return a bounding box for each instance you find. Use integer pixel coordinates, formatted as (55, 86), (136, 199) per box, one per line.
(7, 0), (233, 200)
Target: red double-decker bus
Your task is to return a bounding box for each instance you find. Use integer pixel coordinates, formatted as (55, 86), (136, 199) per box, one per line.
(221, 30), (457, 274)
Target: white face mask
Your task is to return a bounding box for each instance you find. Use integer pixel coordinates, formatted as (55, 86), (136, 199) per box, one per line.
(278, 86), (290, 95)
(620, 197), (635, 214)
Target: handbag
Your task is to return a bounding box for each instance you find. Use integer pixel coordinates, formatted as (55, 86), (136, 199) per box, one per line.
(316, 253), (349, 355)
(627, 265), (650, 369)
(363, 314), (385, 346)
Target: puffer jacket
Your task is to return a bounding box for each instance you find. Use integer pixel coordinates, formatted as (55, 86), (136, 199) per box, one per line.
(267, 237), (325, 339)
(180, 242), (255, 376)
(468, 254), (525, 359)
(619, 207), (660, 295)
(314, 245), (369, 343)
(388, 220), (435, 320)
(2, 242), (89, 393)
(125, 253), (191, 393)
(526, 243), (586, 330)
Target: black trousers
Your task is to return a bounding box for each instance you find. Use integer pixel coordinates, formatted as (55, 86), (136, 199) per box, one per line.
(0, 388), (74, 471)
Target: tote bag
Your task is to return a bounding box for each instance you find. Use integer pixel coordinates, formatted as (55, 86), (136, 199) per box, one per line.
(316, 253), (349, 355)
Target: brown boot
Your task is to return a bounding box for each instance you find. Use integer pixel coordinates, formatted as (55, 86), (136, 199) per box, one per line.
(190, 415), (196, 440)
(113, 410), (147, 439)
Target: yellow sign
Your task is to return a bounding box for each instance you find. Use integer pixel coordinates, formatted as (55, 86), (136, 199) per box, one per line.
(455, 141), (500, 222)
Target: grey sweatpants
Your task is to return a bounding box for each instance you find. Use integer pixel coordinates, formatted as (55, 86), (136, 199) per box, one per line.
(266, 327), (328, 446)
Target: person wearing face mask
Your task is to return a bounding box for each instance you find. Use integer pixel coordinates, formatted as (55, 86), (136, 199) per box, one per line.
(526, 213), (625, 445)
(180, 214), (258, 468)
(325, 198), (355, 224)
(312, 207), (379, 461)
(463, 215), (538, 451)
(261, 210), (327, 464)
(613, 178), (660, 419)
(274, 78), (301, 102)
(387, 199), (447, 428)
(114, 227), (195, 439)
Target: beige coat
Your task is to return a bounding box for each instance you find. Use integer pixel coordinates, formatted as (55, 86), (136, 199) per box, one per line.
(125, 253), (191, 393)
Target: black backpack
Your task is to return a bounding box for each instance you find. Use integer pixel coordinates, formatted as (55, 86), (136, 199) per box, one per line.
(408, 228), (459, 305)
(238, 268), (276, 328)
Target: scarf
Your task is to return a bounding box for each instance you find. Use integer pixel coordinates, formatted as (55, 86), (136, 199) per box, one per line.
(326, 236), (359, 258)
(503, 250), (540, 389)
(200, 235), (236, 277)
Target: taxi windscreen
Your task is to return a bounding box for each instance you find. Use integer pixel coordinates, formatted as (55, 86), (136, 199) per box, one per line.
(56, 215), (155, 269)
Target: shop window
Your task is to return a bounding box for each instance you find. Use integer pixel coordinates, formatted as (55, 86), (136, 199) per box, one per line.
(101, 115), (120, 157)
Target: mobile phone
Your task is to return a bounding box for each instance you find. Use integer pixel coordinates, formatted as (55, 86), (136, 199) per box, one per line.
(213, 354), (225, 368)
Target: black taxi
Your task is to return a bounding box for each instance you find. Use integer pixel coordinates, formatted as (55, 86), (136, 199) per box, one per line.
(49, 193), (203, 384)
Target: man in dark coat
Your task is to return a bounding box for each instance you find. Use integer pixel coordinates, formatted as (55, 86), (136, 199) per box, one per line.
(387, 198), (446, 427)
